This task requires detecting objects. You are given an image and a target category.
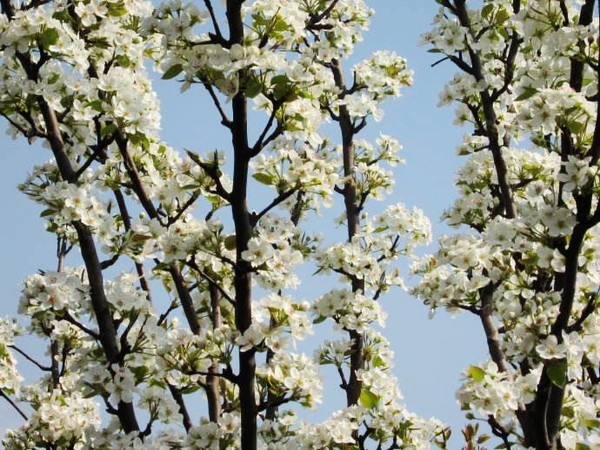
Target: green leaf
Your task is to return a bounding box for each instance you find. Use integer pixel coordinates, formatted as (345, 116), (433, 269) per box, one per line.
(115, 54), (132, 68)
(467, 365), (485, 382)
(39, 28), (59, 49)
(206, 195), (222, 206)
(481, 4), (494, 20)
(359, 389), (380, 409)
(180, 384), (201, 395)
(0, 104), (14, 116)
(515, 87), (538, 101)
(372, 354), (386, 368)
(252, 172), (275, 185)
(224, 235), (237, 250)
(273, 83), (291, 100)
(312, 315), (327, 324)
(547, 359), (568, 388)
(108, 4), (128, 16)
(40, 208), (55, 218)
(495, 7), (510, 24)
(582, 418), (600, 429)
(162, 64), (183, 80)
(131, 365), (149, 382)
(47, 73), (61, 85)
(575, 444), (591, 450)
(101, 123), (117, 138)
(270, 75), (289, 85)
(129, 133), (150, 151)
(245, 77), (262, 98)
(87, 99), (104, 112)
(567, 121), (585, 134)
(477, 434), (491, 444)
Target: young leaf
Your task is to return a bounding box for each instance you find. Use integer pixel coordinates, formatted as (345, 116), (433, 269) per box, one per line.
(39, 28), (59, 49)
(515, 87), (538, 101)
(359, 388), (380, 409)
(224, 235), (237, 250)
(547, 359), (568, 389)
(252, 172), (274, 185)
(467, 365), (485, 382)
(245, 78), (262, 98)
(162, 64), (184, 80)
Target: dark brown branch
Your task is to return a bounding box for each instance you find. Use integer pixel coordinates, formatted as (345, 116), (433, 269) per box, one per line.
(186, 150), (232, 201)
(9, 345), (51, 371)
(12, 43), (141, 433)
(167, 191), (201, 225)
(0, 0), (16, 18)
(113, 189), (153, 300)
(203, 82), (232, 127)
(566, 292), (597, 333)
(453, 0), (516, 219)
(168, 384), (193, 431)
(252, 188), (297, 225)
(308, 0), (341, 25)
(119, 313), (141, 357)
(337, 366), (349, 390)
(59, 311), (101, 339)
(330, 57), (364, 408)
(447, 54), (475, 75)
(169, 267), (201, 335)
(488, 415), (512, 449)
(114, 138), (202, 346)
(115, 132), (160, 219)
(204, 0), (224, 42)
(157, 300), (179, 326)
(50, 340), (60, 388)
(257, 393), (294, 412)
(100, 254), (120, 269)
(191, 368), (238, 383)
(0, 388), (28, 421)
(206, 281), (222, 422)
(226, 1), (258, 447)
(187, 260), (236, 305)
(479, 283), (508, 372)
(74, 143), (110, 178)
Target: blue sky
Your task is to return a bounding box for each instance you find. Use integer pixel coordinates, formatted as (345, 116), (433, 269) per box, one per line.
(0, 1), (490, 444)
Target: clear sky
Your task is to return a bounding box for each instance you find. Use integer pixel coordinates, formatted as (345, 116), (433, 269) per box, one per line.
(0, 1), (490, 445)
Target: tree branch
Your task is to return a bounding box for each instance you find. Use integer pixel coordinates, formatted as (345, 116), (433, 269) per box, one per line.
(0, 388), (28, 421)
(9, 345), (51, 371)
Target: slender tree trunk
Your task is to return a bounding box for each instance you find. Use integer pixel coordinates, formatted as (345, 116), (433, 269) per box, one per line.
(226, 2), (257, 448)
(36, 96), (141, 434)
(331, 59), (365, 407)
(207, 282), (222, 422)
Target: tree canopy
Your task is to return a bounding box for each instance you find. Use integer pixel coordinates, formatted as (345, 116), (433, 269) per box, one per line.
(0, 1), (599, 449)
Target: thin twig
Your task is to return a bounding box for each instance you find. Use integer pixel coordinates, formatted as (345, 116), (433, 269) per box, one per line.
(203, 82), (232, 127)
(0, 388), (28, 420)
(204, 0), (224, 43)
(9, 345), (51, 371)
(253, 188), (298, 225)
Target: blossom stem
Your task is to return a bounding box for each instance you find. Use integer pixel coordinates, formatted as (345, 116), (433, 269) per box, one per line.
(0, 388), (28, 421)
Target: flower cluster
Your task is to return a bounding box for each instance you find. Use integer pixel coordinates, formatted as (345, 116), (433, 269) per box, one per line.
(4, 390), (100, 449)
(0, 0), (445, 448)
(418, 0), (600, 446)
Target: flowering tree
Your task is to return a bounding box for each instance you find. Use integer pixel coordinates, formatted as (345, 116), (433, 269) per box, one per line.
(3, 0), (600, 448)
(415, 0), (600, 449)
(0, 0), (448, 449)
